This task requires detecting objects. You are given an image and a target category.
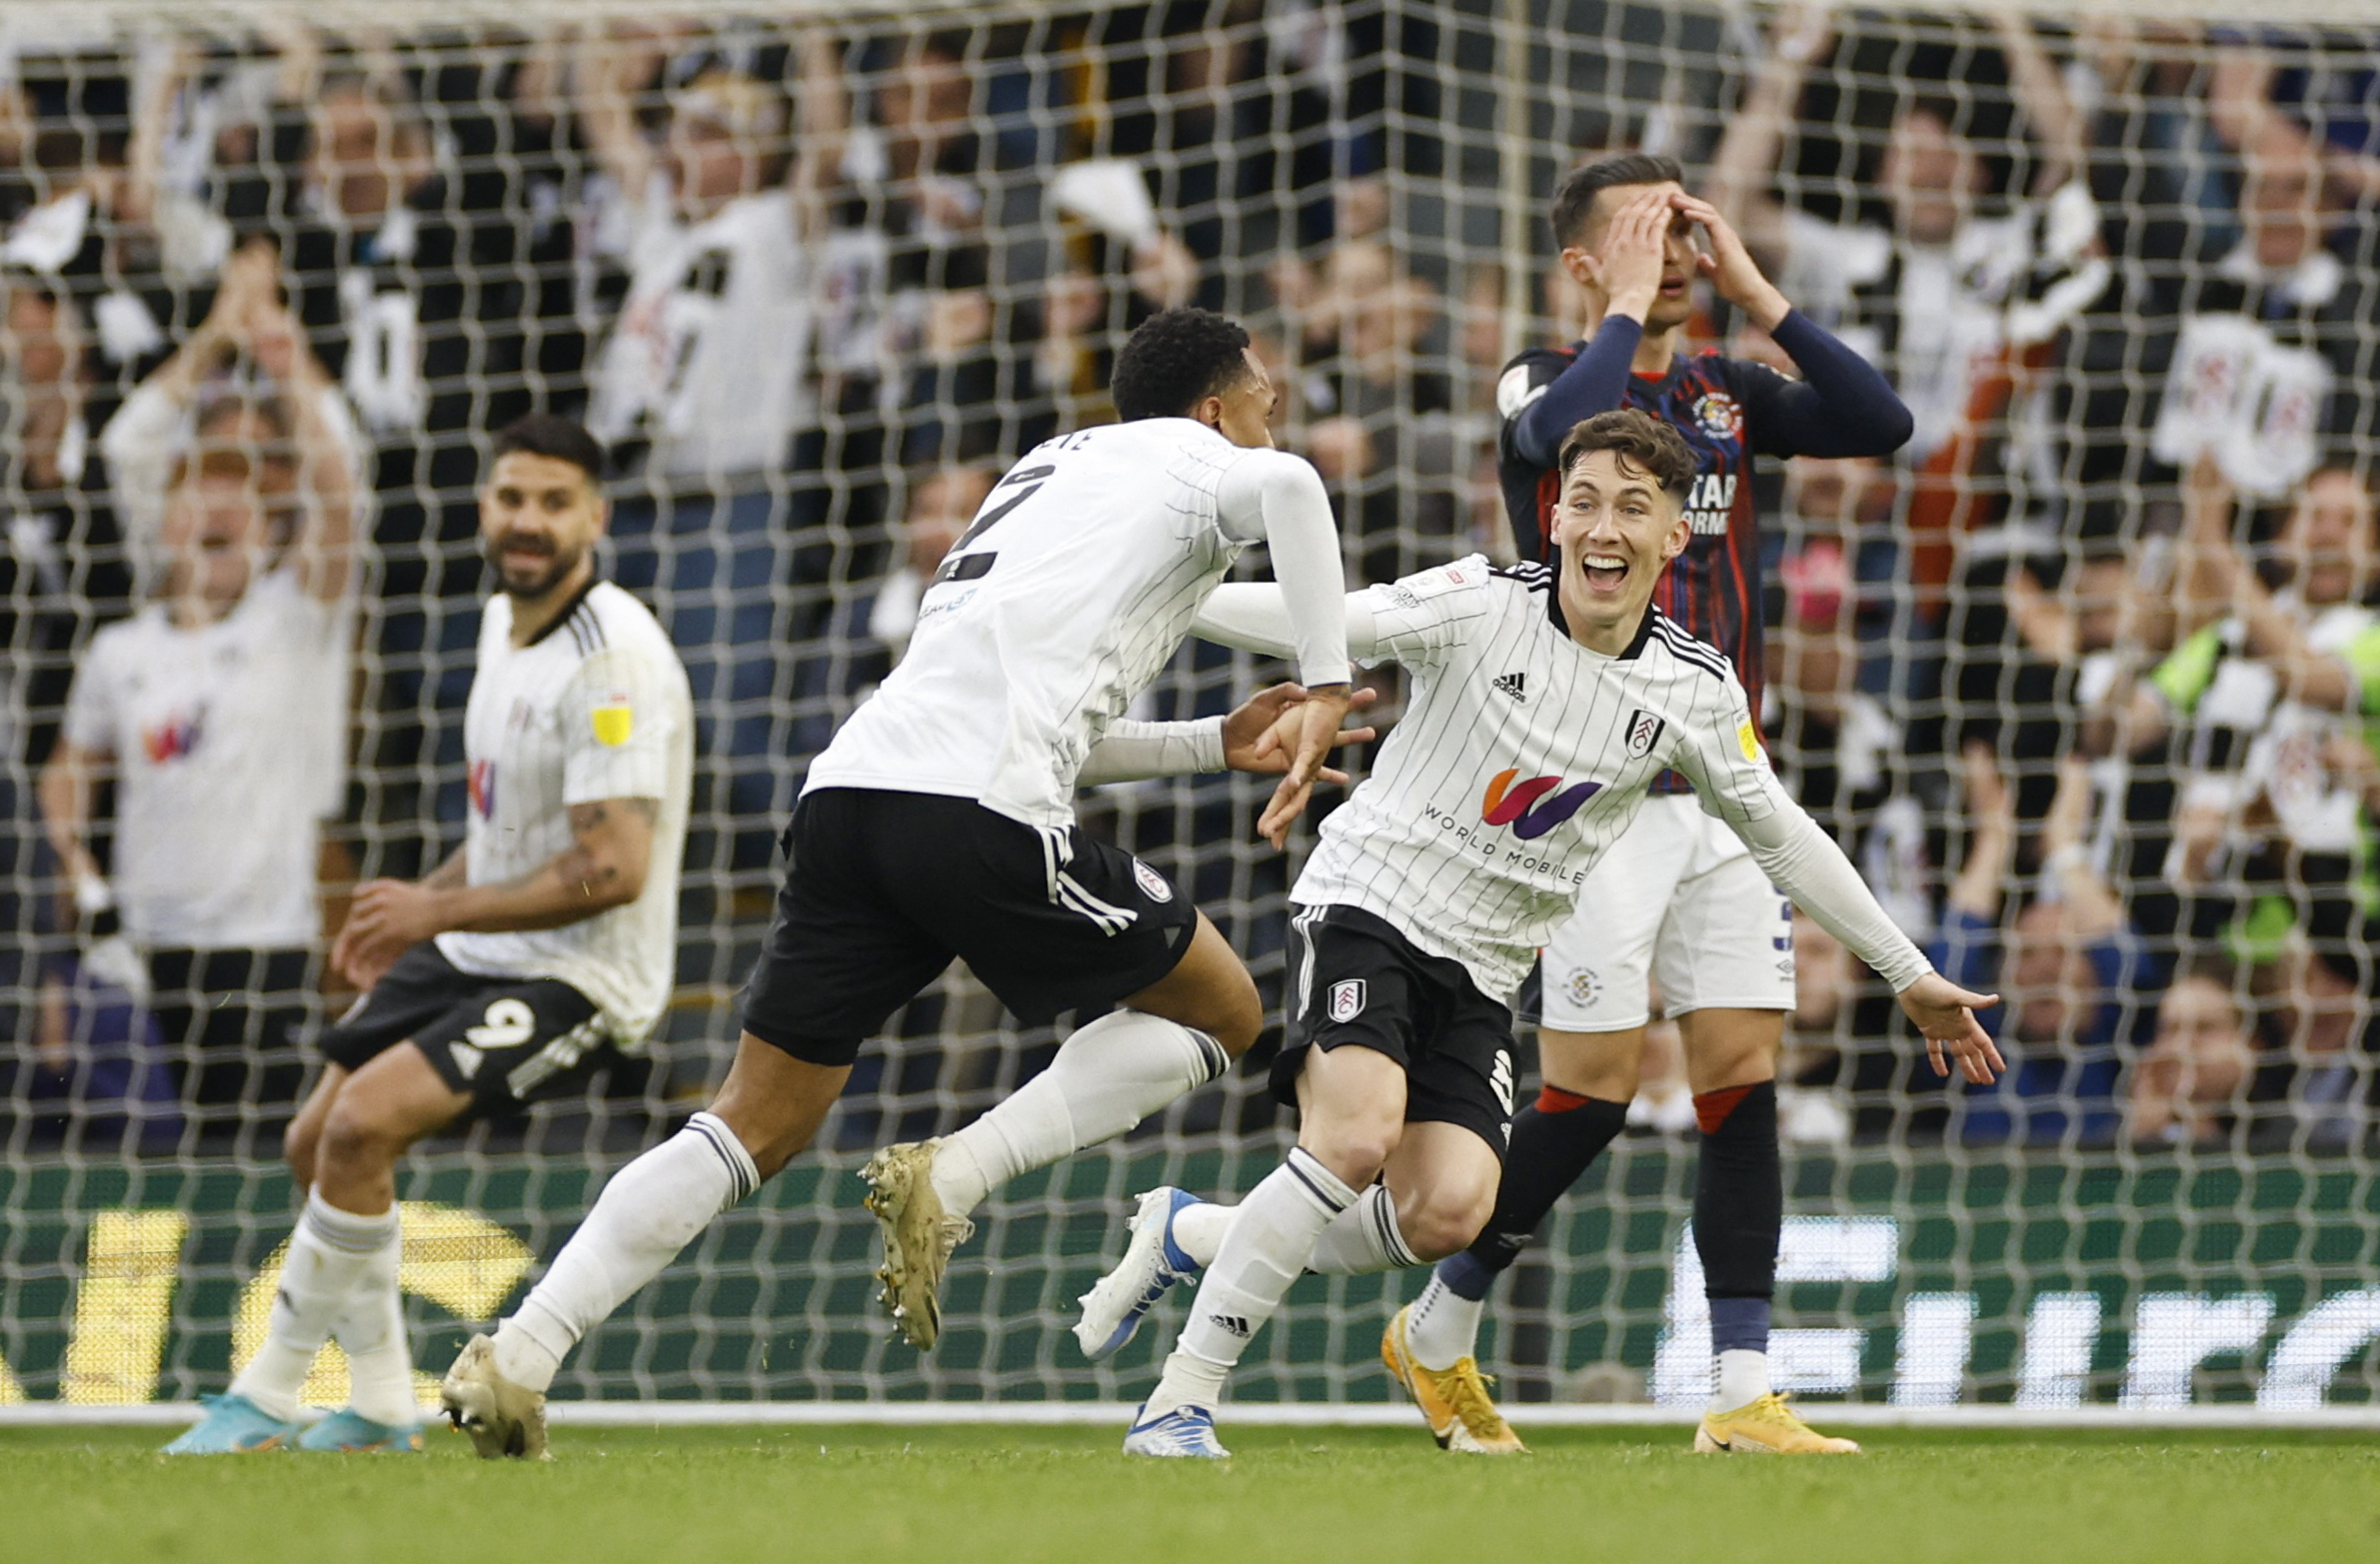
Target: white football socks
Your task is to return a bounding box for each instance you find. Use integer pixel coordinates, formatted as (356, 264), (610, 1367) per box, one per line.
(230, 1190), (397, 1422)
(1145, 1147), (1354, 1416)
(1306, 1185), (1420, 1275)
(1401, 1272), (1485, 1371)
(331, 1205), (419, 1426)
(1165, 1185), (1414, 1275)
(1714, 1349), (1772, 1412)
(492, 1113), (759, 1394)
(931, 1010), (1228, 1216)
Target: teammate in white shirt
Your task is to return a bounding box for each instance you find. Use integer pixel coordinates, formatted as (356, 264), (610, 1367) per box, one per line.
(440, 307), (1360, 1458)
(165, 416), (694, 1456)
(1082, 411), (2002, 1459)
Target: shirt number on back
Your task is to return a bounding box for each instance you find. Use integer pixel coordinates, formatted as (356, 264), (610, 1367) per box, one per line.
(934, 462), (1056, 585)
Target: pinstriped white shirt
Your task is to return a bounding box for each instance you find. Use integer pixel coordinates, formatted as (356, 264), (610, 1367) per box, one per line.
(806, 420), (1347, 831)
(437, 583), (695, 1048)
(1290, 557), (1794, 1001)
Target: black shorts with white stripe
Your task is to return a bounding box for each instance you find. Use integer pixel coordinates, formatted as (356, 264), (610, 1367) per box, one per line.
(741, 786), (1200, 1067)
(1273, 903), (1519, 1160)
(318, 943), (617, 1116)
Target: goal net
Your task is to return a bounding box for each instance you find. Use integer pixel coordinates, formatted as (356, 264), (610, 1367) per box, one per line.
(4, 0), (2378, 1417)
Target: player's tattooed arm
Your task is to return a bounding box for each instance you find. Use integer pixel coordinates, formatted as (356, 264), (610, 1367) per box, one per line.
(333, 797), (662, 989)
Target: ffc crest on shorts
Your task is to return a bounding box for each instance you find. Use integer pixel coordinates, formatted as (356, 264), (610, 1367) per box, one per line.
(1133, 859), (1174, 903)
(1625, 709), (1667, 759)
(1327, 978), (1367, 1023)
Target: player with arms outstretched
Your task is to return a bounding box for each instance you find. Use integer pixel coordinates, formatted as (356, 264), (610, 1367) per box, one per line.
(166, 415), (694, 1454)
(440, 308), (1360, 1457)
(1080, 412), (1996, 1458)
(1405, 153), (1917, 1451)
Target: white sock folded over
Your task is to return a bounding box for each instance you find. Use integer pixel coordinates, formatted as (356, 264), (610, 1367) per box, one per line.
(493, 1113), (759, 1394)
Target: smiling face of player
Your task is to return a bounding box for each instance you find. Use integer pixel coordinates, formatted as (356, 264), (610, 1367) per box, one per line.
(1197, 346), (1279, 451)
(480, 450), (608, 610)
(1550, 445), (1691, 655)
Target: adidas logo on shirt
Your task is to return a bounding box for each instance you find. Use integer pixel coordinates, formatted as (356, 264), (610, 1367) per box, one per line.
(1490, 672), (1527, 703)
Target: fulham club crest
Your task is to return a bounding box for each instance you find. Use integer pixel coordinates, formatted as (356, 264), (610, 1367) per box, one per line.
(1625, 709), (1667, 759)
(1327, 979), (1367, 1023)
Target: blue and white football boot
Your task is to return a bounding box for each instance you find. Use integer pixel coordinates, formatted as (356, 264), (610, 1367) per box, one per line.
(1074, 1187), (1203, 1360)
(1122, 1402), (1230, 1459)
(293, 1406), (426, 1453)
(161, 1393), (297, 1454)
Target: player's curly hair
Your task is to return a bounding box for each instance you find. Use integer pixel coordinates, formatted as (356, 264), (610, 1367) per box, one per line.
(1556, 409), (1696, 506)
(1111, 307), (1254, 423)
(1549, 152), (1684, 249)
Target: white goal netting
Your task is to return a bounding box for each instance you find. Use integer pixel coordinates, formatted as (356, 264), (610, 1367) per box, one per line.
(4, 0), (2380, 1415)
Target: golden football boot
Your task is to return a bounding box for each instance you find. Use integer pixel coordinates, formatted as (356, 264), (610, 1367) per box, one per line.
(1693, 1392), (1860, 1454)
(1380, 1304), (1526, 1453)
(860, 1140), (976, 1349)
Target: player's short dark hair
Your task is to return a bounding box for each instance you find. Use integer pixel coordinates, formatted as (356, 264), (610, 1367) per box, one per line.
(1111, 307), (1254, 422)
(489, 415), (606, 485)
(1549, 152), (1684, 249)
(1556, 410), (1697, 507)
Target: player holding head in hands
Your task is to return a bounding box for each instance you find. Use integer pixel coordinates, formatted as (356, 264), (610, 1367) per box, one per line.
(1087, 412), (1994, 1458)
(164, 416), (695, 1455)
(444, 308), (1360, 1457)
(1459, 153), (1915, 1453)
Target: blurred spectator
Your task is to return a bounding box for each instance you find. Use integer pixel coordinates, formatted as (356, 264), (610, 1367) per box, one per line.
(99, 237), (365, 586)
(1273, 223), (1458, 584)
(1934, 748), (2161, 1145)
(1709, 9), (2106, 488)
(1777, 913), (1855, 1148)
(580, 27), (848, 482)
(1035, 157), (1200, 423)
(2124, 965), (2259, 1148)
(2209, 28), (2380, 214)
(2, 273), (132, 1055)
(854, 35), (1003, 466)
(17, 952), (179, 1151)
(2152, 115), (2380, 491)
(38, 310), (355, 1148)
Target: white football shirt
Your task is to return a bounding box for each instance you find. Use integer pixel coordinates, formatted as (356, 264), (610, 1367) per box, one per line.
(1290, 558), (1853, 1001)
(806, 419), (1348, 830)
(63, 568), (352, 948)
(436, 583), (695, 1048)
(588, 182), (817, 479)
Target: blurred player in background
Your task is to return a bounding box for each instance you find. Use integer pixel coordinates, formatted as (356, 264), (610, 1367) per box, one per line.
(1077, 411), (1994, 1458)
(1406, 153), (1915, 1451)
(164, 415), (693, 1453)
(441, 308), (1360, 1458)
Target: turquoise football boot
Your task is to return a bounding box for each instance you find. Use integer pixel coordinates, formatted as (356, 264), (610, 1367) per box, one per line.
(161, 1393), (297, 1454)
(293, 1406), (427, 1453)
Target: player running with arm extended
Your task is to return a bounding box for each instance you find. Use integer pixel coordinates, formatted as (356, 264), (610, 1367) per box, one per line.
(1446, 152), (1915, 1449)
(1086, 411), (1996, 1458)
(441, 308), (1362, 1457)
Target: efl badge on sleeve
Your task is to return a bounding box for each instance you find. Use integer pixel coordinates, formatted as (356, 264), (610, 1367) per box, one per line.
(591, 692), (635, 747)
(1327, 979), (1367, 1023)
(1738, 720), (1764, 763)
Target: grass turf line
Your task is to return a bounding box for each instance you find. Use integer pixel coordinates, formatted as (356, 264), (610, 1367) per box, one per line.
(9, 1423), (2374, 1564)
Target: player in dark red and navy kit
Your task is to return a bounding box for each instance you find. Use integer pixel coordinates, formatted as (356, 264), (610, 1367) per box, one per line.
(1381, 154), (1912, 1456)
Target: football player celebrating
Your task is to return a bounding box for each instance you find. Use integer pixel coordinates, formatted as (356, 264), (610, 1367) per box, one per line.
(1091, 412), (1996, 1458)
(1439, 153), (1916, 1449)
(440, 309), (1360, 1457)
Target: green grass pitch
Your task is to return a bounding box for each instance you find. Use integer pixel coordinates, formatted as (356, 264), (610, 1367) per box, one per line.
(9, 1422), (2374, 1564)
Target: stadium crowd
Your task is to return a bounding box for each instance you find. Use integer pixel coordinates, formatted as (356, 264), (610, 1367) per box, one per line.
(2, 6), (2377, 1160)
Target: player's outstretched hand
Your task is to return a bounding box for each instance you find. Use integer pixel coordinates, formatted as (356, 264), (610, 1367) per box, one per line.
(1225, 682), (1378, 783)
(1669, 192), (1791, 332)
(1256, 683), (1359, 848)
(1897, 972), (2005, 1085)
(333, 878), (446, 992)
